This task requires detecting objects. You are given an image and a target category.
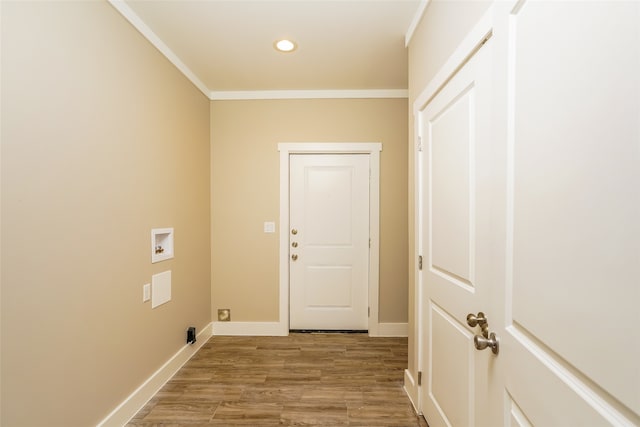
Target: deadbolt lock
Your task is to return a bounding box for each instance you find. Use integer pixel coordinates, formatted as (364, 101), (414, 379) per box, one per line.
(467, 311), (499, 355)
(466, 312), (487, 328)
(467, 312), (489, 338)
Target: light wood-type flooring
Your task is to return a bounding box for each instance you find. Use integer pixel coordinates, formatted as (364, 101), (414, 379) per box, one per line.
(128, 333), (429, 426)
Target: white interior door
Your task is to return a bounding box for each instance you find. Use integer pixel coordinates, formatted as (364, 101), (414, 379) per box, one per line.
(418, 31), (494, 427)
(417, 1), (639, 426)
(495, 1), (639, 425)
(289, 154), (370, 330)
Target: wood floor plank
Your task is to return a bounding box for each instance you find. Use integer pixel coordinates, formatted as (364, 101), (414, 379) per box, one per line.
(127, 333), (429, 426)
(300, 385), (364, 402)
(281, 401), (349, 426)
(211, 401), (282, 424)
(141, 401), (219, 423)
(239, 385), (303, 403)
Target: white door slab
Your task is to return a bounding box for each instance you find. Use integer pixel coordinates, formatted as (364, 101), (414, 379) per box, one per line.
(495, 0), (640, 424)
(289, 154), (370, 330)
(418, 28), (494, 427)
(416, 1), (640, 425)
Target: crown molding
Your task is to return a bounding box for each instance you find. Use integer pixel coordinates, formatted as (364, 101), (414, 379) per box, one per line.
(405, 0), (430, 47)
(111, 1), (410, 101)
(210, 89), (408, 101)
(109, 0), (210, 97)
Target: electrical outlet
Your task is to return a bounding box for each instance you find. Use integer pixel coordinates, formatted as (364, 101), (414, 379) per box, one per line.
(143, 283), (151, 302)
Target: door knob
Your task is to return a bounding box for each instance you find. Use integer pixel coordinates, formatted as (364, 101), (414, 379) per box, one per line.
(291, 229), (298, 235)
(474, 332), (499, 355)
(291, 254), (298, 261)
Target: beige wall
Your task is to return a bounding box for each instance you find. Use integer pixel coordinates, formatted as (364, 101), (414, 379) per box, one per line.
(210, 98), (408, 324)
(1, 2), (211, 426)
(406, 0), (492, 386)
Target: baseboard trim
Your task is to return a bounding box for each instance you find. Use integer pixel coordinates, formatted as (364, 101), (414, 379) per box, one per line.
(96, 322), (213, 427)
(212, 321), (286, 336)
(211, 321), (407, 337)
(404, 368), (420, 414)
(374, 322), (409, 337)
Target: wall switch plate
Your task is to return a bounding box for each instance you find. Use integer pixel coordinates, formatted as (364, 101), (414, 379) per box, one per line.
(264, 221), (276, 233)
(143, 283), (151, 302)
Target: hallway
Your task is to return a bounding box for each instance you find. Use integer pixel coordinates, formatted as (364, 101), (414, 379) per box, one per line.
(127, 333), (428, 426)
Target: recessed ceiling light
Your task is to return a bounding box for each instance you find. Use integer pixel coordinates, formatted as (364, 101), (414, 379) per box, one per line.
(274, 39), (297, 53)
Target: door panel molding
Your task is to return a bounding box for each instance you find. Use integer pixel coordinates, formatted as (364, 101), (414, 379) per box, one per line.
(501, 0), (640, 422)
(418, 36), (493, 426)
(505, 324), (634, 427)
(506, 1), (640, 421)
(409, 8), (495, 411)
(277, 143), (382, 336)
(412, 1), (639, 425)
(429, 302), (475, 427)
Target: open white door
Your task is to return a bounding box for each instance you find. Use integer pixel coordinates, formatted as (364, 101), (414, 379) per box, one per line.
(493, 1), (640, 424)
(417, 25), (494, 427)
(289, 154), (370, 330)
(417, 2), (639, 426)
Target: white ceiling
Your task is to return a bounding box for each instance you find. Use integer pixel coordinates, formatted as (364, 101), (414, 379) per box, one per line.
(114, 0), (423, 98)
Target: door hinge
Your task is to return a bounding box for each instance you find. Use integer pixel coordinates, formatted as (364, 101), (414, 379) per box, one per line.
(418, 255), (423, 270)
(369, 238), (371, 248)
(418, 371), (422, 386)
(418, 136), (423, 152)
(368, 307), (370, 318)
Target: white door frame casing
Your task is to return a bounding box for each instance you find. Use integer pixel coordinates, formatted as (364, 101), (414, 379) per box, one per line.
(278, 143), (382, 336)
(406, 9), (494, 410)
